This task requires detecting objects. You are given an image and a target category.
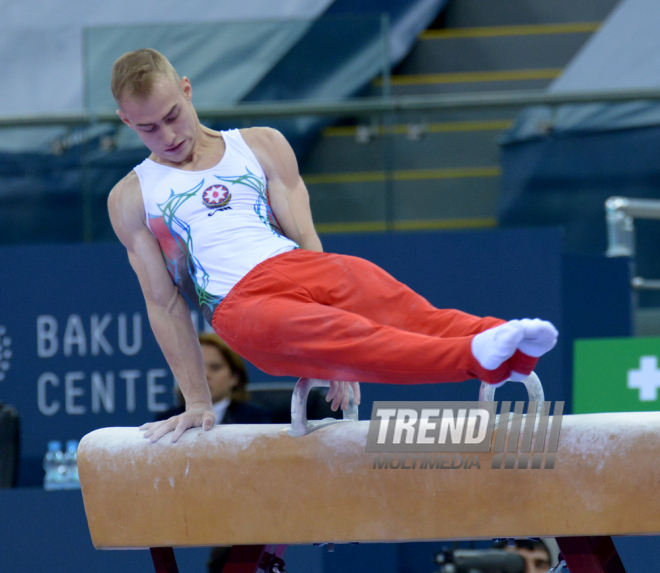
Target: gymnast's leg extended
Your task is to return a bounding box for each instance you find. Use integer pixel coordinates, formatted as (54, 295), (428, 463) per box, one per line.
(212, 250), (557, 385)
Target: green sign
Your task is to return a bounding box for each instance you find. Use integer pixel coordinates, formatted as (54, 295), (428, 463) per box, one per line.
(574, 337), (660, 414)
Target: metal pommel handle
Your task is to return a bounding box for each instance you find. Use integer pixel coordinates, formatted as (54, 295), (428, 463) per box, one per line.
(479, 372), (545, 414)
(288, 378), (359, 437)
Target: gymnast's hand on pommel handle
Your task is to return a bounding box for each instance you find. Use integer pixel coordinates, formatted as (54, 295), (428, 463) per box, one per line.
(326, 381), (361, 411)
(139, 401), (217, 444)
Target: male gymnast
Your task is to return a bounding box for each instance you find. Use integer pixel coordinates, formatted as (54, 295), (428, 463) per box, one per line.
(107, 49), (558, 443)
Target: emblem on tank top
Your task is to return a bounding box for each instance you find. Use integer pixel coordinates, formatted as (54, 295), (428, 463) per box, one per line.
(202, 184), (232, 215)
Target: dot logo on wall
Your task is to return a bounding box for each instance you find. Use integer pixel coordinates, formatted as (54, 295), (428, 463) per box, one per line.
(0, 326), (11, 382)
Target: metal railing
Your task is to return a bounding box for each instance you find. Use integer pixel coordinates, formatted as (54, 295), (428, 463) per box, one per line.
(4, 87), (660, 246)
(605, 196), (660, 291)
(4, 86), (660, 127)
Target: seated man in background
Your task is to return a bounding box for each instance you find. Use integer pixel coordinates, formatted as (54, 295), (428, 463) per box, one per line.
(492, 539), (553, 573)
(157, 333), (272, 425)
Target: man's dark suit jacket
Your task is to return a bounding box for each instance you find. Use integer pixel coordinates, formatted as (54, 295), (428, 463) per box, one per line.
(155, 400), (274, 424)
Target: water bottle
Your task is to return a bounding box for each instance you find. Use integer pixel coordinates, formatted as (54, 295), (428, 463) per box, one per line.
(62, 440), (80, 489)
(43, 440), (65, 491)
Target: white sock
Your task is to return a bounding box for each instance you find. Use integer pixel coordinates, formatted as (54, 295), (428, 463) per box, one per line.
(508, 371), (529, 381)
(510, 319), (558, 382)
(471, 320), (524, 371)
(517, 318), (558, 357)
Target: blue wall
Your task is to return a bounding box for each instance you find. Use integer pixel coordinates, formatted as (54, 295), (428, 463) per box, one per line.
(500, 125), (660, 307)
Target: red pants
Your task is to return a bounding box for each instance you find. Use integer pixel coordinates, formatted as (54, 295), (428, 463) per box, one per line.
(212, 249), (537, 384)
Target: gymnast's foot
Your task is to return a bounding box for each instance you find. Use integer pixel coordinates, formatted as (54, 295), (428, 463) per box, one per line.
(516, 318), (558, 357)
(472, 318), (558, 376)
(508, 318), (558, 380)
(471, 321), (525, 370)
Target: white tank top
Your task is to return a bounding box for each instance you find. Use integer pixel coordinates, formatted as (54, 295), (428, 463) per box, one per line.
(133, 129), (298, 323)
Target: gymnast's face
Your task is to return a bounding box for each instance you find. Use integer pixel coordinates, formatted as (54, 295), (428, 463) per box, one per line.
(201, 343), (239, 404)
(118, 75), (198, 164)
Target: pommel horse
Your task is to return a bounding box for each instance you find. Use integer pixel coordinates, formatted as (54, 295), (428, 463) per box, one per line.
(77, 375), (660, 573)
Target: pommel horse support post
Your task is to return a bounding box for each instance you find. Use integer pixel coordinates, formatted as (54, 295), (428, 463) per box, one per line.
(78, 376), (659, 573)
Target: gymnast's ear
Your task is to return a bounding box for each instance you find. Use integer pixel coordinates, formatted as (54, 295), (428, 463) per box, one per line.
(116, 109), (132, 128)
(180, 76), (192, 101)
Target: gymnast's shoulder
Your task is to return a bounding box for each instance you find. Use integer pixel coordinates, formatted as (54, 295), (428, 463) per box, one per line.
(107, 171), (147, 241)
(109, 170), (140, 204)
(240, 126), (290, 154)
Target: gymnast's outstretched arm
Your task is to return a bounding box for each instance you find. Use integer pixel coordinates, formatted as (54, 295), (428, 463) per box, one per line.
(108, 171), (216, 443)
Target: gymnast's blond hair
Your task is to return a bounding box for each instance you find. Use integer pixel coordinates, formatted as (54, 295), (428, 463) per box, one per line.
(111, 48), (181, 104)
